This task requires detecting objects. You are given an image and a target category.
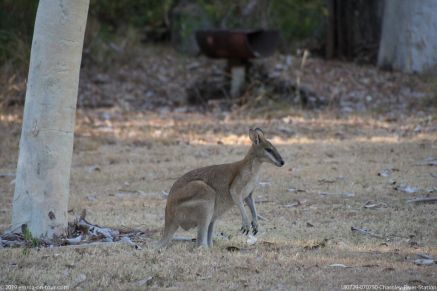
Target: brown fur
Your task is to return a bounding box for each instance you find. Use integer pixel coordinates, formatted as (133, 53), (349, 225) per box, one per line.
(158, 128), (284, 248)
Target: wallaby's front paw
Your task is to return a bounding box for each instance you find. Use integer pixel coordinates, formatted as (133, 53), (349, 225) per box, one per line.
(241, 223), (250, 235)
(251, 221), (258, 235)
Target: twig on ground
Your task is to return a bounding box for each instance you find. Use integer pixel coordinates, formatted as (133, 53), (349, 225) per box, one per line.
(319, 191), (355, 197)
(173, 236), (195, 242)
(328, 263), (351, 268)
(406, 197), (437, 204)
(256, 199), (273, 204)
(351, 226), (384, 239)
(257, 214), (269, 221)
(283, 199), (301, 208)
(415, 157), (437, 166)
(363, 201), (388, 209)
(0, 239), (25, 247)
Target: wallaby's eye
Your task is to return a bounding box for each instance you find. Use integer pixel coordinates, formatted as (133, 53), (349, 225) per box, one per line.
(265, 148), (273, 154)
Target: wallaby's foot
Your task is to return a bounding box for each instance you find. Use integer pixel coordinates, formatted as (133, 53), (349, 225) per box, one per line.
(197, 222), (209, 247)
(241, 222), (251, 235)
(251, 221), (258, 235)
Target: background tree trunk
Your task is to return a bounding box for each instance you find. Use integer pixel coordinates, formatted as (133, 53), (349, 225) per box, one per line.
(11, 0), (89, 238)
(326, 0), (383, 63)
(378, 0), (437, 73)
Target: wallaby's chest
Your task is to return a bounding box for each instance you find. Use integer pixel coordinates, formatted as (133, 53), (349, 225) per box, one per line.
(231, 166), (260, 198)
(240, 171), (259, 198)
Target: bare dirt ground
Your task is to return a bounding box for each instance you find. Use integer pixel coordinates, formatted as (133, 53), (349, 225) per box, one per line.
(1, 46), (437, 289)
(1, 105), (436, 290)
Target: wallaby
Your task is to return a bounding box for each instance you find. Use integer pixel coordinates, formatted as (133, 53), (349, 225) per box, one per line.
(158, 128), (284, 248)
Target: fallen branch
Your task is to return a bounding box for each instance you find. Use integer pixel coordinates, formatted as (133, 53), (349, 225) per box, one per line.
(1, 210), (154, 249)
(0, 239), (25, 247)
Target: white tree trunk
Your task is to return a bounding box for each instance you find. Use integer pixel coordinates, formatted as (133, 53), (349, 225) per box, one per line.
(11, 0), (89, 238)
(378, 0), (437, 73)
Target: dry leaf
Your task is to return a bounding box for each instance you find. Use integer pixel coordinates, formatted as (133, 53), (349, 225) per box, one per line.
(66, 235), (83, 245)
(377, 169), (391, 177)
(414, 259), (435, 266)
(397, 185), (419, 193)
(363, 201), (387, 209)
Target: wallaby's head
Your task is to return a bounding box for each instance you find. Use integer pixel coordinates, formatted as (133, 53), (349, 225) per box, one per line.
(249, 128), (284, 167)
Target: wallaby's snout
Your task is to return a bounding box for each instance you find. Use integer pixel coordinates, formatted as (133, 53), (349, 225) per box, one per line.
(249, 128), (284, 167)
(273, 153), (284, 167)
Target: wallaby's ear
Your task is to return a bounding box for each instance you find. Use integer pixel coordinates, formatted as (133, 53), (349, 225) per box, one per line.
(254, 128), (264, 137)
(249, 128), (263, 144)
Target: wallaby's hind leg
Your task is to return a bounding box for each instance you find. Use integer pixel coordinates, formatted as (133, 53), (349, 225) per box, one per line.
(161, 180), (215, 248)
(175, 181), (215, 247)
(157, 219), (178, 249)
(207, 220), (215, 247)
(197, 220), (209, 247)
(197, 208), (214, 247)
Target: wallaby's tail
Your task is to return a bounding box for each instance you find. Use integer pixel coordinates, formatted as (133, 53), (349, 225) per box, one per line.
(156, 204), (178, 249)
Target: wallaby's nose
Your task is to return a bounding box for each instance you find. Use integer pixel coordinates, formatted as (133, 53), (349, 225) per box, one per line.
(279, 160), (284, 167)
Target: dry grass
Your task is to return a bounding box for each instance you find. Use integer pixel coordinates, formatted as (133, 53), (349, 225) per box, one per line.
(1, 107), (436, 290)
